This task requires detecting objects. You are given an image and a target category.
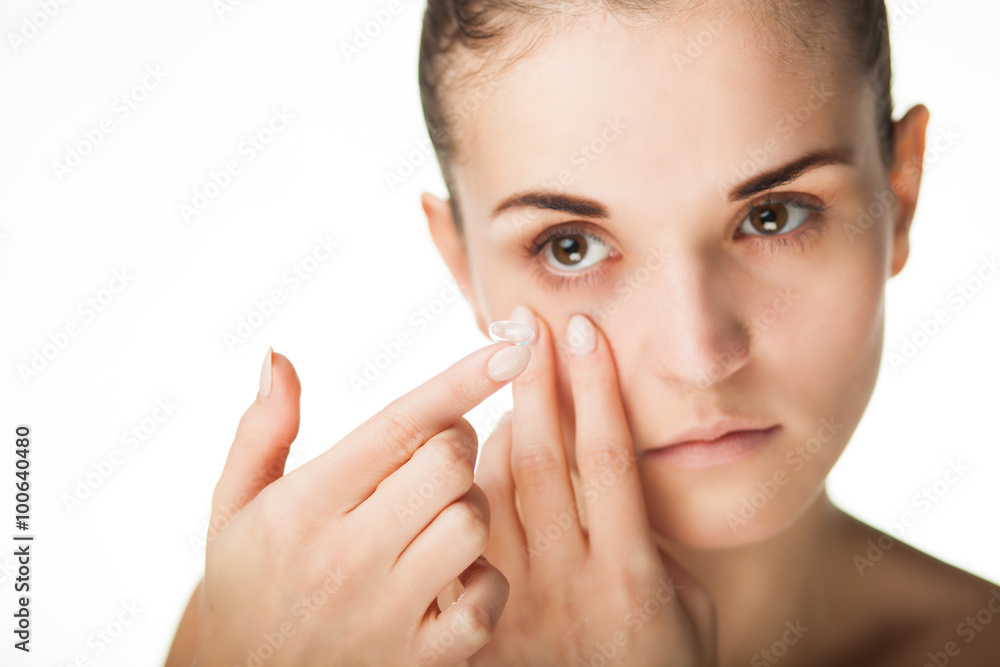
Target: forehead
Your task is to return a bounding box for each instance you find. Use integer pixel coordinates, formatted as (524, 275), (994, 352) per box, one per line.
(450, 7), (870, 223)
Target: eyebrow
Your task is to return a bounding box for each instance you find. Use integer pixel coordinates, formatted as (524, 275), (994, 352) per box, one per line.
(489, 146), (855, 221)
(725, 147), (854, 202)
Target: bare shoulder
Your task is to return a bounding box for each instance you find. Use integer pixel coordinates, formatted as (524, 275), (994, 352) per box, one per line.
(832, 510), (1000, 666)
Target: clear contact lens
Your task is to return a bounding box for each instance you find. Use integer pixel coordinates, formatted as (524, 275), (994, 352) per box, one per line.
(489, 320), (535, 345)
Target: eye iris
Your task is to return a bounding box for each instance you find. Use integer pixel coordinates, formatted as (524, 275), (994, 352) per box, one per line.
(553, 234), (587, 266)
(752, 204), (788, 234)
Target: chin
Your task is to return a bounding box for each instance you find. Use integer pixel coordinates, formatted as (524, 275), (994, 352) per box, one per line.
(639, 471), (827, 551)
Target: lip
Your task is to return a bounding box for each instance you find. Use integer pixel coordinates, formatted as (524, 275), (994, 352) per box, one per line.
(641, 424), (781, 470)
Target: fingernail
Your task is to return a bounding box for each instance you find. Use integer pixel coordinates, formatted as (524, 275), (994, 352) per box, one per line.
(258, 346), (273, 399)
(487, 345), (531, 382)
(567, 314), (595, 355)
(509, 304), (537, 343)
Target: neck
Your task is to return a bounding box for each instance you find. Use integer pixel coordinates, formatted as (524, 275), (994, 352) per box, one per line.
(652, 488), (841, 666)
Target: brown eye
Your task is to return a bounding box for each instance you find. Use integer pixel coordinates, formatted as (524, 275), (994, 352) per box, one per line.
(541, 229), (612, 272)
(552, 234), (587, 266)
(749, 203), (789, 234)
(739, 198), (813, 240)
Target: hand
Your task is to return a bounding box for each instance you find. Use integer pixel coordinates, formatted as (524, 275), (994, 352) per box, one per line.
(464, 312), (718, 666)
(192, 342), (531, 667)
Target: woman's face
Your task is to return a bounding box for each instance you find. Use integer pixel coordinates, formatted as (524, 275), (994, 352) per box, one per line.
(428, 8), (919, 548)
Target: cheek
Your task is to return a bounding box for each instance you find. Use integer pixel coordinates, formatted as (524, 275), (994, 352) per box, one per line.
(630, 237), (889, 547)
(767, 225), (887, 435)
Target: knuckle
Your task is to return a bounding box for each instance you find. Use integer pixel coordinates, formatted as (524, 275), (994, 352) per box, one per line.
(256, 484), (319, 550)
(422, 439), (475, 492)
(447, 502), (490, 550)
(511, 446), (561, 488)
(450, 417), (480, 452)
(375, 405), (424, 461)
(454, 601), (496, 646)
(577, 437), (631, 475)
(255, 487), (292, 544)
(445, 377), (488, 412)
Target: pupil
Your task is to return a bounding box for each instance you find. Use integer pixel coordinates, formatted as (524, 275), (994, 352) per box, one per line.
(555, 235), (585, 264)
(756, 205), (784, 233)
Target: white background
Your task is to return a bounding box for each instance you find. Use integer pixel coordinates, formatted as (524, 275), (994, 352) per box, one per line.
(1, 0), (997, 664)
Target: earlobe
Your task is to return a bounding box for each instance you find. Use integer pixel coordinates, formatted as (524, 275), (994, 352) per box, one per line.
(887, 103), (931, 278)
(420, 191), (489, 337)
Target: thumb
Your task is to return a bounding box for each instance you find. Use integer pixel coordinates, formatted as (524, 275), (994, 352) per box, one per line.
(209, 346), (301, 538)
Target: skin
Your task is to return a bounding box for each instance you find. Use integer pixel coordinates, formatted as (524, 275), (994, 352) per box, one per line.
(423, 5), (1000, 666)
(166, 344), (524, 666)
(167, 3), (1000, 665)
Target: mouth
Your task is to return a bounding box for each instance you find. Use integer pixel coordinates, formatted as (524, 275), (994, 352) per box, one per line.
(640, 424), (781, 470)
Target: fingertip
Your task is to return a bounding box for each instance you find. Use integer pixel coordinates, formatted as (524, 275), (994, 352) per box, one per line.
(258, 346), (273, 400)
(260, 349), (302, 403)
(459, 554), (488, 586)
(487, 344), (532, 383)
(566, 313), (597, 356)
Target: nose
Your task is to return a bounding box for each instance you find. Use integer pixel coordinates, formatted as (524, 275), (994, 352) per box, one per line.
(640, 249), (750, 392)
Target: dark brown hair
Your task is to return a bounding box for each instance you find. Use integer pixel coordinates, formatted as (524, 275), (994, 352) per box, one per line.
(418, 0), (894, 233)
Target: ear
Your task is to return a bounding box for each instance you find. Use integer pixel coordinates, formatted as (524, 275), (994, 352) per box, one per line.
(421, 191), (490, 338)
(887, 103), (931, 278)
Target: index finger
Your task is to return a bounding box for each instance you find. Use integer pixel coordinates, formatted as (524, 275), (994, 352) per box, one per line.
(305, 340), (531, 510)
(564, 313), (655, 558)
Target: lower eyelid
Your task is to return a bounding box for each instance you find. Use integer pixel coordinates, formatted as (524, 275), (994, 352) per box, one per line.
(750, 219), (825, 254)
(530, 262), (609, 291)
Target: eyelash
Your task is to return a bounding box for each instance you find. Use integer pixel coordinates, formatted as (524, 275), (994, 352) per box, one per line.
(519, 193), (830, 290)
(520, 225), (613, 291)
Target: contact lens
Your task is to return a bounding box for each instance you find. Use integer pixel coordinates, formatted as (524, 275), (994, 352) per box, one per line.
(489, 320), (535, 345)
